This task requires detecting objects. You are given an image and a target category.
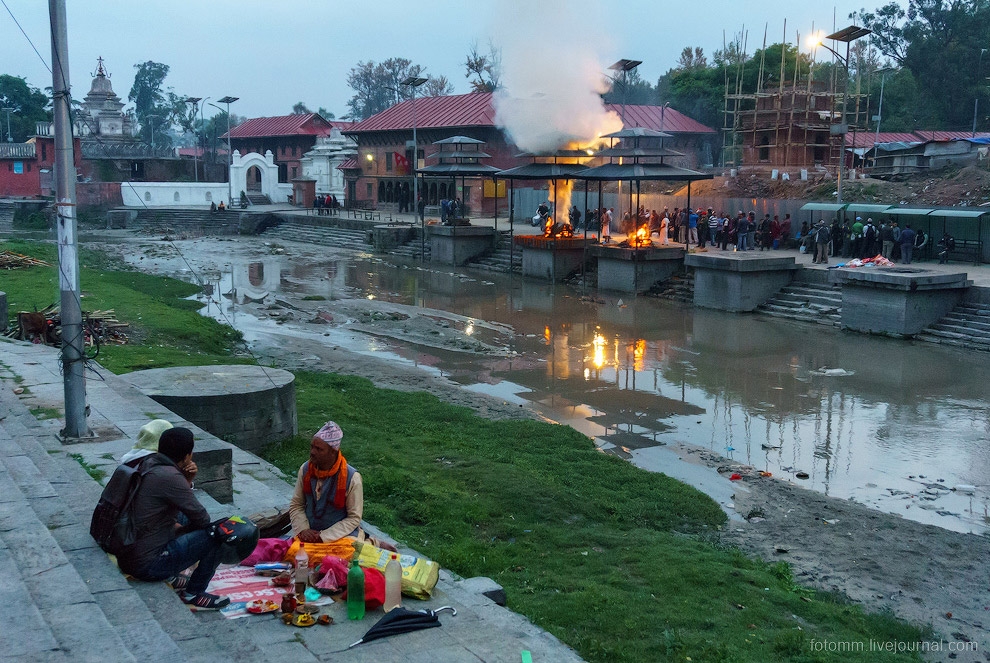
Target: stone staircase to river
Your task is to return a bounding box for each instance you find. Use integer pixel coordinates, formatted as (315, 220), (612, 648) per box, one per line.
(914, 302), (990, 351)
(465, 231), (521, 274)
(756, 281), (842, 327)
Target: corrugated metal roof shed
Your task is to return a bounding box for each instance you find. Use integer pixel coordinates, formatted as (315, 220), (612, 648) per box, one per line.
(225, 113), (333, 139)
(344, 93), (716, 135)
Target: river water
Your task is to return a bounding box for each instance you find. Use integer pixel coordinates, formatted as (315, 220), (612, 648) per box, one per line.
(187, 248), (990, 535)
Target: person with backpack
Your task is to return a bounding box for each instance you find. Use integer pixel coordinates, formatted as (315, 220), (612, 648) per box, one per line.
(812, 220), (831, 264)
(862, 218), (878, 258)
(937, 232), (955, 264)
(114, 427), (231, 610)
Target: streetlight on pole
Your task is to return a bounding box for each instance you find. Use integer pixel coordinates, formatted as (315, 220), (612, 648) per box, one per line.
(216, 96), (238, 205)
(974, 49), (988, 137)
(146, 113), (161, 150)
(814, 25), (871, 205)
(0, 106), (13, 142)
(872, 67), (897, 167)
(184, 96), (207, 182)
(608, 59), (643, 126)
(401, 76), (428, 261)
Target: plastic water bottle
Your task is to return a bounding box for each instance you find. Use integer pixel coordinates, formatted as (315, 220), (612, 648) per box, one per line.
(347, 551), (365, 620)
(294, 547), (309, 598)
(384, 553), (402, 612)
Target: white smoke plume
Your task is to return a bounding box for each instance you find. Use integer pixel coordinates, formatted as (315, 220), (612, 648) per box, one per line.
(493, 0), (623, 154)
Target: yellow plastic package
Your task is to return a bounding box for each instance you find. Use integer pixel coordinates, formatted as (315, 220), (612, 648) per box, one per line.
(356, 543), (440, 600)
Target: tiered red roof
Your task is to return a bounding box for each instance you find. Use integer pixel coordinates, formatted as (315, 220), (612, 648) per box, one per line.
(344, 92), (716, 135)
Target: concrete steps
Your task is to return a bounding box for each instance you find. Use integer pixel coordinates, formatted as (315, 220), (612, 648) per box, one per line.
(261, 221), (371, 252)
(756, 281), (841, 327)
(0, 202), (14, 233)
(125, 208), (239, 236)
(245, 193), (270, 206)
(651, 271), (694, 303)
(465, 232), (521, 273)
(915, 303), (990, 350)
(0, 364), (297, 663)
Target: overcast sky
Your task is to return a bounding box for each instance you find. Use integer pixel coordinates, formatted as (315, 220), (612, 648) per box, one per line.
(2, 0), (896, 121)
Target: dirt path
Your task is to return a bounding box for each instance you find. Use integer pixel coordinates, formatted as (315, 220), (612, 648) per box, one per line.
(105, 234), (990, 659)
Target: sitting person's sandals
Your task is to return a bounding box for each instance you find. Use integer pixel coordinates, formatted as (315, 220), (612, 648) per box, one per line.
(180, 591), (230, 610)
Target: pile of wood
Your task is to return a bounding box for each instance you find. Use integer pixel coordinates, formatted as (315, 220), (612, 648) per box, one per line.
(3, 306), (129, 346)
(0, 251), (51, 269)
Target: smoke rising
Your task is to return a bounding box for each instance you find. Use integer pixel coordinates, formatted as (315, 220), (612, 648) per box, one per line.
(493, 0), (623, 154)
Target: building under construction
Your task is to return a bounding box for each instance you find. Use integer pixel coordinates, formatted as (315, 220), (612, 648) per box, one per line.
(722, 40), (869, 172)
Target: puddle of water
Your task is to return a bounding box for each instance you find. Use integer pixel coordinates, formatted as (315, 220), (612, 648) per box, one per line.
(149, 244), (990, 535)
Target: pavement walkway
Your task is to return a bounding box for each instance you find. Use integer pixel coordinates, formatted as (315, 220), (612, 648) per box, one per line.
(0, 339), (584, 663)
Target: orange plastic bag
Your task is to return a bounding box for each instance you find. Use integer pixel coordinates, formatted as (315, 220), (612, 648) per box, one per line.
(283, 537), (356, 563)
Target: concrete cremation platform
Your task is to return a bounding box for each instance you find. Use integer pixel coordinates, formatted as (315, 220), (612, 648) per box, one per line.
(122, 365), (297, 454)
(429, 225), (495, 265)
(685, 252), (798, 312)
(837, 266), (971, 336)
(515, 235), (592, 282)
(591, 244), (685, 294)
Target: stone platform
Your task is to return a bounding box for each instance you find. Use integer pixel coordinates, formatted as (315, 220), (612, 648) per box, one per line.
(685, 252), (799, 312)
(836, 266), (971, 336)
(514, 236), (593, 282)
(590, 244), (685, 294)
(429, 225), (495, 266)
(122, 365), (297, 455)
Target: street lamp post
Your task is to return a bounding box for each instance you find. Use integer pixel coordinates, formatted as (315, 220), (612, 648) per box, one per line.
(660, 101), (670, 148)
(974, 49), (988, 137)
(872, 68), (897, 167)
(816, 26), (871, 205)
(216, 96), (238, 205)
(146, 113), (161, 150)
(184, 96), (207, 182)
(401, 76), (428, 261)
(1, 106), (13, 142)
(608, 59), (642, 126)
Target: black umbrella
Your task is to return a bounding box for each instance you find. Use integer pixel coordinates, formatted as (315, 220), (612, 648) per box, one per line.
(348, 606), (457, 648)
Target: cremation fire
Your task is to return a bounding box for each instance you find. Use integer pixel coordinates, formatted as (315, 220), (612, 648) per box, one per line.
(623, 224), (652, 247)
(543, 217), (574, 238)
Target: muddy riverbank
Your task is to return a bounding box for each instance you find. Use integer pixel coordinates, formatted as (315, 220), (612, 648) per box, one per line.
(98, 233), (989, 658)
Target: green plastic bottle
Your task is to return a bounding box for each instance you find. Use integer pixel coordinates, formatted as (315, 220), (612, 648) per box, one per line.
(346, 551), (365, 620)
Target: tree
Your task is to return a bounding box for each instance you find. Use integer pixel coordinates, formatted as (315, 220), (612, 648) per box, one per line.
(0, 75), (51, 142)
(129, 61), (176, 148)
(292, 102), (311, 114)
(464, 41), (502, 92)
(423, 76), (454, 98)
(317, 107), (336, 120)
(345, 58), (427, 120)
(854, 0), (990, 131)
(677, 47), (708, 70)
(603, 68), (657, 106)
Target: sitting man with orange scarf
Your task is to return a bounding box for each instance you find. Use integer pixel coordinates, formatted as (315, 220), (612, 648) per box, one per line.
(289, 421), (364, 543)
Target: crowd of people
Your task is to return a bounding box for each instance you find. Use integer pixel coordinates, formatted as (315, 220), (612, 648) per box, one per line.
(795, 216), (938, 265)
(576, 205), (794, 251)
(312, 193), (341, 215)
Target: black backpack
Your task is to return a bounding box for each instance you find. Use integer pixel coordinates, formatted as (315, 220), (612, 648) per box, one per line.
(90, 456), (162, 555)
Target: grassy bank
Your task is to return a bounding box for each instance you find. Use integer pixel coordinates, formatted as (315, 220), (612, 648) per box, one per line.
(1, 239), (247, 373)
(1, 239), (926, 661)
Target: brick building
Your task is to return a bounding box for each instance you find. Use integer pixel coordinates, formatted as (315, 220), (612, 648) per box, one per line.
(224, 114), (352, 188)
(0, 136), (82, 198)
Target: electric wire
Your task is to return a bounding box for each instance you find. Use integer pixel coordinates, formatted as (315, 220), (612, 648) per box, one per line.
(7, 4), (284, 394)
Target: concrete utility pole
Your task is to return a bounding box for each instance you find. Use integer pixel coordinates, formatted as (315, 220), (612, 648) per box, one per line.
(401, 76), (427, 261)
(49, 0), (88, 439)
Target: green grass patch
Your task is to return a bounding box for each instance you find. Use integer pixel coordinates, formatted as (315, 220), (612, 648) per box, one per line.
(264, 372), (927, 662)
(0, 239), (247, 374)
(30, 406), (61, 420)
(301, 295), (327, 301)
(69, 453), (106, 482)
